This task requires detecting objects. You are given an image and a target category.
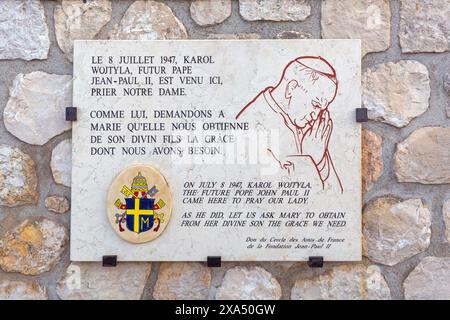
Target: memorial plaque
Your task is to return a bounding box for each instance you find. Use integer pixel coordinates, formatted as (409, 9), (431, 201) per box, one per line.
(71, 40), (361, 261)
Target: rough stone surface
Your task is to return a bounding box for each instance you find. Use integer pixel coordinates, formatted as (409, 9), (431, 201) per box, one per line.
(445, 75), (450, 120)
(0, 280), (48, 300)
(0, 144), (38, 207)
(207, 33), (261, 39)
(321, 0), (391, 57)
(45, 196), (70, 214)
(291, 264), (391, 300)
(362, 60), (430, 127)
(444, 73), (450, 95)
(239, 0), (311, 21)
(394, 127), (450, 184)
(57, 262), (151, 300)
(153, 262), (211, 300)
(3, 71), (72, 145)
(51, 139), (72, 187)
(0, 0), (448, 301)
(399, 0), (450, 53)
(216, 266), (281, 300)
(447, 101), (450, 119)
(362, 197), (431, 266)
(444, 200), (450, 244)
(55, 0), (112, 62)
(404, 257), (450, 300)
(276, 30), (313, 39)
(108, 0), (187, 40)
(190, 0), (231, 26)
(0, 0), (49, 60)
(446, 74), (450, 118)
(362, 129), (383, 193)
(0, 219), (67, 275)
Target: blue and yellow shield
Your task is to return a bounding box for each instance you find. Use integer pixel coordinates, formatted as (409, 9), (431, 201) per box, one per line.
(125, 198), (154, 234)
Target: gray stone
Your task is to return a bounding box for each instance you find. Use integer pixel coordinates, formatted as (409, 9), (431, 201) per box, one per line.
(207, 33), (261, 40)
(404, 257), (450, 300)
(321, 0), (391, 57)
(0, 219), (67, 275)
(0, 280), (47, 300)
(291, 264), (391, 300)
(57, 262), (151, 300)
(446, 74), (450, 118)
(399, 0), (450, 53)
(153, 262), (211, 300)
(447, 100), (450, 119)
(0, 144), (38, 207)
(239, 0), (311, 21)
(216, 266), (281, 300)
(394, 127), (450, 184)
(443, 199), (450, 244)
(362, 60), (430, 127)
(190, 0), (231, 26)
(0, 0), (49, 60)
(55, 0), (112, 62)
(45, 196), (70, 214)
(444, 73), (450, 95)
(363, 197), (431, 266)
(51, 139), (72, 187)
(276, 30), (313, 39)
(108, 0), (187, 40)
(3, 71), (72, 145)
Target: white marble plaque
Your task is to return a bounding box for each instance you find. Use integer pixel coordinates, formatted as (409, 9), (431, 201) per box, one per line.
(71, 40), (361, 261)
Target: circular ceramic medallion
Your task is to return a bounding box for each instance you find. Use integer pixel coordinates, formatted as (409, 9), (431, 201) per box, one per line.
(107, 164), (173, 244)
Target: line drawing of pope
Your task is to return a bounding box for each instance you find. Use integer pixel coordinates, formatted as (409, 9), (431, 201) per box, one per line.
(236, 56), (343, 193)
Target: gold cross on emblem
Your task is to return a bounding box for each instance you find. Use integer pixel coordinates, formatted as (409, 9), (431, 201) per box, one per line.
(126, 198), (153, 233)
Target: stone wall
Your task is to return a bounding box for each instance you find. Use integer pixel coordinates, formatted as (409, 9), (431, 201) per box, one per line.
(0, 0), (449, 300)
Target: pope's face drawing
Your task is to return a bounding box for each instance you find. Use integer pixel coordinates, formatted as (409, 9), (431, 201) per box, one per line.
(236, 56), (343, 193)
(284, 74), (338, 130)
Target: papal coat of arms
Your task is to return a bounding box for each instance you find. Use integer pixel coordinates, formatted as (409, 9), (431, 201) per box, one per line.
(107, 165), (173, 243)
